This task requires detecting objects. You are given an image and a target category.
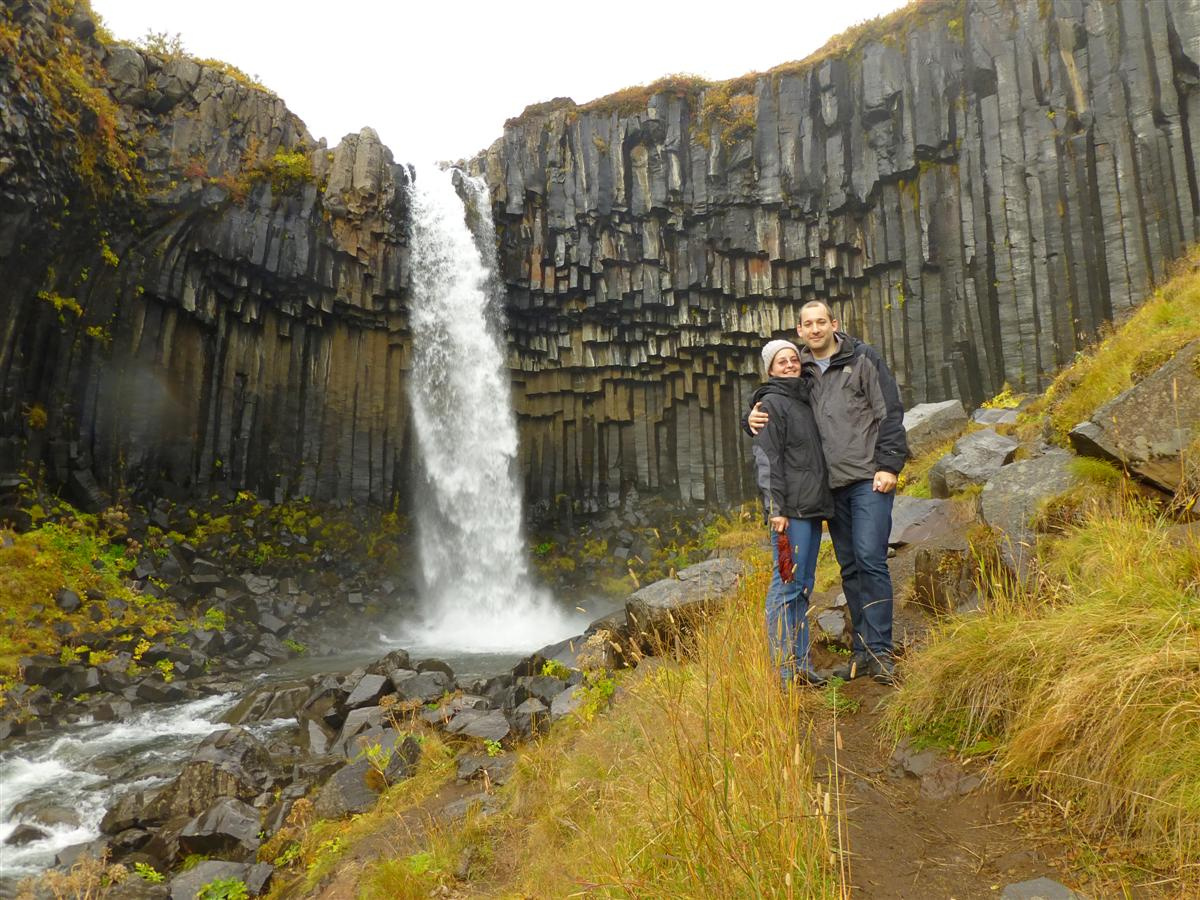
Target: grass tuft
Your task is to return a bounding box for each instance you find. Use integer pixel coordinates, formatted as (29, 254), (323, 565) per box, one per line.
(474, 546), (838, 897)
(887, 498), (1200, 884)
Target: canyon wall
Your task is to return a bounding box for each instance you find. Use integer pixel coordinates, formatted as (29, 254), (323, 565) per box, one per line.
(1, 0), (1197, 517)
(0, 1), (416, 508)
(481, 0), (1199, 511)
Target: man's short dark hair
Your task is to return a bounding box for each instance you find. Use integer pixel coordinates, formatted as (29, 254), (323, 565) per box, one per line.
(800, 299), (835, 320)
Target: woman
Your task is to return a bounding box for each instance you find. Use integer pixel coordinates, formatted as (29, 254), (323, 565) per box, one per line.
(751, 339), (834, 688)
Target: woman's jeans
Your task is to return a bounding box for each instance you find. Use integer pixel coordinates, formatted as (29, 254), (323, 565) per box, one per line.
(766, 517), (822, 685)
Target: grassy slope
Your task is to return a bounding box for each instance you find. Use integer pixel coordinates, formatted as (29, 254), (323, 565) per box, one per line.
(261, 533), (838, 899)
(888, 247), (1200, 887)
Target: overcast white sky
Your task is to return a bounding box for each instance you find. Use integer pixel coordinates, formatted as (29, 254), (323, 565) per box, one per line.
(91, 0), (909, 165)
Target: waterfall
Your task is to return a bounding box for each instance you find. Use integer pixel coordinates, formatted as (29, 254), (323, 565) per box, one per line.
(404, 166), (578, 652)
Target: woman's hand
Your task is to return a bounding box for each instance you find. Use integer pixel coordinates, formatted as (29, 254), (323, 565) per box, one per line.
(769, 515), (788, 534)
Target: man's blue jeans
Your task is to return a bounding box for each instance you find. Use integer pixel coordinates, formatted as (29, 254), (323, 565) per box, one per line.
(766, 517), (822, 685)
(827, 479), (894, 657)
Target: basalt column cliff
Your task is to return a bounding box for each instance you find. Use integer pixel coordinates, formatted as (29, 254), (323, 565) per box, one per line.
(0, 3), (416, 510)
(481, 0), (1199, 512)
(1, 0), (1197, 518)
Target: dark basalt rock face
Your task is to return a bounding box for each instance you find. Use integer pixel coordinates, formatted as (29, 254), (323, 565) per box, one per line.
(1, 0), (1197, 519)
(478, 0), (1199, 511)
(0, 0), (417, 509)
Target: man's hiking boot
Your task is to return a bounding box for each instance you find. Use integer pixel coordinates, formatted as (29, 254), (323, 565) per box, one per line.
(868, 655), (896, 686)
(795, 669), (828, 688)
(829, 652), (871, 681)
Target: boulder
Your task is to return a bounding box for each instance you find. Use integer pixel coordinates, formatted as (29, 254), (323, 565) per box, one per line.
(903, 399), (968, 457)
(625, 558), (743, 650)
(366, 647), (411, 675)
(456, 709), (510, 743)
(456, 751), (516, 785)
(331, 706), (384, 757)
(178, 797), (261, 856)
(912, 544), (977, 614)
(1069, 339), (1200, 492)
(168, 860), (272, 900)
(312, 758), (380, 819)
(5, 822), (49, 845)
(517, 675), (568, 706)
(971, 407), (1020, 425)
(344, 673), (390, 709)
(928, 429), (1019, 498)
(979, 449), (1076, 573)
(888, 496), (947, 546)
(143, 727), (275, 821)
(390, 669), (450, 703)
(510, 697), (550, 736)
(54, 587), (82, 612)
(550, 684), (585, 720)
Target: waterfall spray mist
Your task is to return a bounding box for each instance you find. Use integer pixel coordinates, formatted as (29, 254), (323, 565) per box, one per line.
(404, 166), (578, 652)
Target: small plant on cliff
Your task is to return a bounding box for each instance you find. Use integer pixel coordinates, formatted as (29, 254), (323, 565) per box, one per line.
(266, 147), (312, 194)
(135, 29), (186, 58)
(24, 403), (48, 431)
(696, 81), (758, 148)
(37, 290), (83, 323)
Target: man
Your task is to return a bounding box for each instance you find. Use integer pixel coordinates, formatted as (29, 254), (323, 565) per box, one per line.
(746, 300), (908, 684)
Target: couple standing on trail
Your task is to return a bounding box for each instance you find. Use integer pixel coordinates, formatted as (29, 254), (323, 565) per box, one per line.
(746, 300), (908, 690)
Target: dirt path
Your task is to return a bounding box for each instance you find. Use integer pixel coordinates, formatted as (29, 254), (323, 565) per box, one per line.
(806, 560), (1077, 899)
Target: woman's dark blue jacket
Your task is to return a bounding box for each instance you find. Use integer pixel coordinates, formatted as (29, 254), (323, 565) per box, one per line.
(750, 376), (834, 521)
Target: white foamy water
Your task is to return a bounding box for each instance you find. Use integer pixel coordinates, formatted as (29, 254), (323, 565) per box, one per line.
(404, 167), (583, 652)
(0, 693), (238, 884)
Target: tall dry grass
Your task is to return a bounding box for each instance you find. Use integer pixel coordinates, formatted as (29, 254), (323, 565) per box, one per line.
(479, 548), (839, 898)
(887, 499), (1200, 883)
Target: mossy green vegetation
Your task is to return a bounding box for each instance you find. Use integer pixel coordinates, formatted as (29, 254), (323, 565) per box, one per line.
(0, 505), (180, 685)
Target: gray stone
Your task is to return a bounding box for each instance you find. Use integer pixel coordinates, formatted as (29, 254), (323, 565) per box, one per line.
(814, 608), (849, 644)
(456, 751), (516, 785)
(169, 860), (252, 900)
(550, 685), (585, 720)
(904, 399), (968, 457)
(390, 669), (450, 703)
(312, 757), (380, 819)
(456, 709), (510, 743)
(1069, 339), (1200, 492)
(439, 792), (500, 822)
(888, 496), (946, 546)
(625, 558), (744, 649)
(1000, 877), (1081, 900)
(344, 673), (389, 709)
(178, 797), (261, 855)
(971, 407), (1020, 425)
(929, 429), (1019, 498)
(979, 449), (1076, 573)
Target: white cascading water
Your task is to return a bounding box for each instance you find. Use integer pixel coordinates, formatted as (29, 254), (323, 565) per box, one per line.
(403, 166), (579, 652)
(0, 693), (265, 885)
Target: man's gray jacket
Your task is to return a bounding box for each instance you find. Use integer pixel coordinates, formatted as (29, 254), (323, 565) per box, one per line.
(800, 332), (908, 489)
